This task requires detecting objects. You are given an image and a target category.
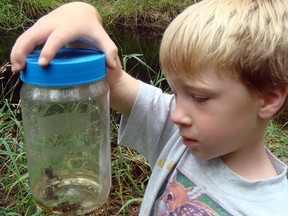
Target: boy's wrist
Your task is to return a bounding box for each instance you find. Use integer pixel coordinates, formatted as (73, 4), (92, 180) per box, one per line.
(109, 71), (139, 117)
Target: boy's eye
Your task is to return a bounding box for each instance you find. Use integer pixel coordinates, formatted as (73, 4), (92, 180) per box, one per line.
(192, 95), (209, 103)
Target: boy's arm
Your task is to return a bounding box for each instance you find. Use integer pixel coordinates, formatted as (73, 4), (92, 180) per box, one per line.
(10, 2), (138, 116)
(107, 60), (139, 117)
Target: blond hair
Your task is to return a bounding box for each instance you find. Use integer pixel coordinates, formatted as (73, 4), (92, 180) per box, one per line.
(160, 0), (288, 111)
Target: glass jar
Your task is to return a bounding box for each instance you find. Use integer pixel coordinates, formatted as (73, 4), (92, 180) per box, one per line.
(20, 48), (110, 215)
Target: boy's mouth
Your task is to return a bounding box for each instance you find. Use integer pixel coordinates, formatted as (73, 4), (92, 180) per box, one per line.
(181, 136), (198, 147)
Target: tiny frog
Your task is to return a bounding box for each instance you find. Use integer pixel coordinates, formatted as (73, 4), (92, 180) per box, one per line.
(44, 167), (60, 181)
(44, 187), (58, 200)
(53, 201), (81, 213)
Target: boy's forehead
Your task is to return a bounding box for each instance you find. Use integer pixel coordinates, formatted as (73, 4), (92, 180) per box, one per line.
(164, 63), (235, 83)
(165, 64), (232, 88)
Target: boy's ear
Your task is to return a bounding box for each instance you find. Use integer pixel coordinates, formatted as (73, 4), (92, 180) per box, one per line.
(258, 85), (288, 119)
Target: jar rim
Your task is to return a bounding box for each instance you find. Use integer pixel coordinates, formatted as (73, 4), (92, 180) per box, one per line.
(20, 48), (106, 87)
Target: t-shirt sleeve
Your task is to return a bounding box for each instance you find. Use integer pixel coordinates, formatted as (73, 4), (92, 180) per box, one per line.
(118, 80), (176, 168)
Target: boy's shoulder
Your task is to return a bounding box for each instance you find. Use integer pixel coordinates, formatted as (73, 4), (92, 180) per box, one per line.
(149, 149), (288, 216)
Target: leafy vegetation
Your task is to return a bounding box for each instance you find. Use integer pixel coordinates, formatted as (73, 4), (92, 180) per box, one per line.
(0, 0), (197, 32)
(266, 119), (288, 164)
(0, 0), (58, 32)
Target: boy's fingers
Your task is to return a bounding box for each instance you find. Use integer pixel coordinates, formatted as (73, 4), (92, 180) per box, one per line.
(102, 43), (119, 70)
(11, 20), (119, 72)
(10, 36), (35, 73)
(90, 27), (119, 69)
(10, 26), (51, 73)
(39, 28), (77, 66)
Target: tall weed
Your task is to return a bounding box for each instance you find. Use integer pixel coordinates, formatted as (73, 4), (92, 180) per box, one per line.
(0, 0), (58, 31)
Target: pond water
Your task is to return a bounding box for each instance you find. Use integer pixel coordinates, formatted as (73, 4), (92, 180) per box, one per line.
(0, 25), (164, 104)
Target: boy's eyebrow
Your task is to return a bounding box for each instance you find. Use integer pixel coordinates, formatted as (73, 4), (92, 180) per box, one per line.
(170, 83), (218, 97)
(167, 76), (220, 95)
(185, 85), (217, 95)
(181, 80), (219, 95)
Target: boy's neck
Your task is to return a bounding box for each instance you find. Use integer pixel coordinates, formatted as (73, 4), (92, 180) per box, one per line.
(221, 144), (278, 181)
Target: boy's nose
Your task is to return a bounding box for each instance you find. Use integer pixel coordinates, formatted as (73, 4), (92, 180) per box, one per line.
(170, 103), (192, 126)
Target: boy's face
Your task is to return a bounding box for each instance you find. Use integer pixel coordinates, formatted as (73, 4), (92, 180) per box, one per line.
(167, 64), (266, 161)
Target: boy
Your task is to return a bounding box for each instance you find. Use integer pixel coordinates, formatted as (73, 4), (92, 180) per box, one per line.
(11, 0), (288, 215)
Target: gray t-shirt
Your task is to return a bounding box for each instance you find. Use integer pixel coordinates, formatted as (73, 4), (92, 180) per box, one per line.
(118, 81), (288, 216)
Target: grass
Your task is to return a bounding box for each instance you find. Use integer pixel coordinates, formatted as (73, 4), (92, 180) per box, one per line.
(0, 0), (197, 32)
(266, 119), (288, 164)
(0, 0), (58, 32)
(0, 105), (34, 215)
(90, 0), (197, 29)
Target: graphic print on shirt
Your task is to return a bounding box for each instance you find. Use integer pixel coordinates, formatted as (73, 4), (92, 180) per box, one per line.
(151, 169), (233, 216)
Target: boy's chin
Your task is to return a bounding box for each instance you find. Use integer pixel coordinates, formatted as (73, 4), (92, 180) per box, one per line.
(188, 149), (219, 161)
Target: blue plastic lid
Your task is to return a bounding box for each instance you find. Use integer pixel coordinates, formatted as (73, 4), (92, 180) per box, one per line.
(20, 48), (106, 86)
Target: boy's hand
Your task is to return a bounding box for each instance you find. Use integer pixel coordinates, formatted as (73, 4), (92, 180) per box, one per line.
(10, 2), (118, 73)
(10, 2), (138, 116)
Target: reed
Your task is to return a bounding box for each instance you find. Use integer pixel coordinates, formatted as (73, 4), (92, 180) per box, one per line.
(0, 0), (58, 32)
